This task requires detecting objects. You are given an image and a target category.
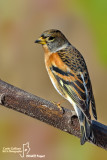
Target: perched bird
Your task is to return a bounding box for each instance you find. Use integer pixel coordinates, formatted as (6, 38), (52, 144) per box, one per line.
(35, 29), (97, 145)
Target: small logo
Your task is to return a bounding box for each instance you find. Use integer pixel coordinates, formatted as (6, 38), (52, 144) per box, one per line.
(2, 142), (45, 158)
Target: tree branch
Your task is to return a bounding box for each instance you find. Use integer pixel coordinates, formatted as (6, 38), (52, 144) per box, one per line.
(0, 80), (107, 150)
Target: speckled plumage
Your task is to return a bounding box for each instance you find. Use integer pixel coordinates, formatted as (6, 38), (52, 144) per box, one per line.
(58, 46), (87, 72)
(35, 29), (97, 145)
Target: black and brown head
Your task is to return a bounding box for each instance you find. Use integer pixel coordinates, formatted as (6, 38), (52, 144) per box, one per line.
(35, 29), (70, 52)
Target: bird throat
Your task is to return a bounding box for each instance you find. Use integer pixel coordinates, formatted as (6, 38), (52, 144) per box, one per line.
(43, 43), (68, 53)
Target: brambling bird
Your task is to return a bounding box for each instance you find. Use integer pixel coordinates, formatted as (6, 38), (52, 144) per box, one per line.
(35, 29), (97, 145)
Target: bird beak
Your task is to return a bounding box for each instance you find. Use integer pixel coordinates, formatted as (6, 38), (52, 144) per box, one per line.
(35, 37), (46, 45)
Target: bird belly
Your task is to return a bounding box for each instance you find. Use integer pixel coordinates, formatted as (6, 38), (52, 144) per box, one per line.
(45, 54), (80, 118)
(67, 96), (79, 117)
(46, 62), (79, 116)
(49, 73), (64, 97)
(44, 51), (68, 98)
(46, 63), (65, 98)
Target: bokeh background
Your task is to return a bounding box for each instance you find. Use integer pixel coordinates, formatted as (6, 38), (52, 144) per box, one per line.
(0, 0), (107, 159)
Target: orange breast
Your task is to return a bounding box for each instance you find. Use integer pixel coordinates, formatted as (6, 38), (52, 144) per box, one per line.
(43, 44), (75, 82)
(43, 45), (67, 71)
(43, 45), (84, 99)
(42, 45), (66, 97)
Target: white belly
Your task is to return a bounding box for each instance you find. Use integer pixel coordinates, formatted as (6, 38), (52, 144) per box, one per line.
(67, 96), (80, 118)
(48, 70), (64, 97)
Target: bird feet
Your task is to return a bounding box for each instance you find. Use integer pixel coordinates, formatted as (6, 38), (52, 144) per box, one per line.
(51, 100), (65, 114)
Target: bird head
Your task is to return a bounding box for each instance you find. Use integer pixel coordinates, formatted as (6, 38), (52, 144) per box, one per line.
(35, 29), (70, 52)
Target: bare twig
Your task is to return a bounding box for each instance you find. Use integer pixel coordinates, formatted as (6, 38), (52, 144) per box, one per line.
(0, 80), (107, 150)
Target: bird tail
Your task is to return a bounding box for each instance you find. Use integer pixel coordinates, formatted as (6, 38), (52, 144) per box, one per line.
(80, 115), (92, 145)
(77, 104), (96, 145)
(80, 116), (97, 145)
(91, 93), (97, 120)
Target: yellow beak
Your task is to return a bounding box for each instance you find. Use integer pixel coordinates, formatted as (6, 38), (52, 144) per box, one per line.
(35, 37), (46, 45)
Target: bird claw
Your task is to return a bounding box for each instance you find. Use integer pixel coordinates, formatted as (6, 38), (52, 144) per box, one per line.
(51, 101), (64, 113)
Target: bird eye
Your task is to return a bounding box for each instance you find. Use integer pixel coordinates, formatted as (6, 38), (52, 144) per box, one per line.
(48, 36), (55, 41)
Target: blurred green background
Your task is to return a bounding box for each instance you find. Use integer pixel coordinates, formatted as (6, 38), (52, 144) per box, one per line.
(0, 0), (107, 159)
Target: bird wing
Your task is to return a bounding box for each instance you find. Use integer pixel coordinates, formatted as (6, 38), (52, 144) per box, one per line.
(51, 65), (91, 120)
(51, 46), (97, 120)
